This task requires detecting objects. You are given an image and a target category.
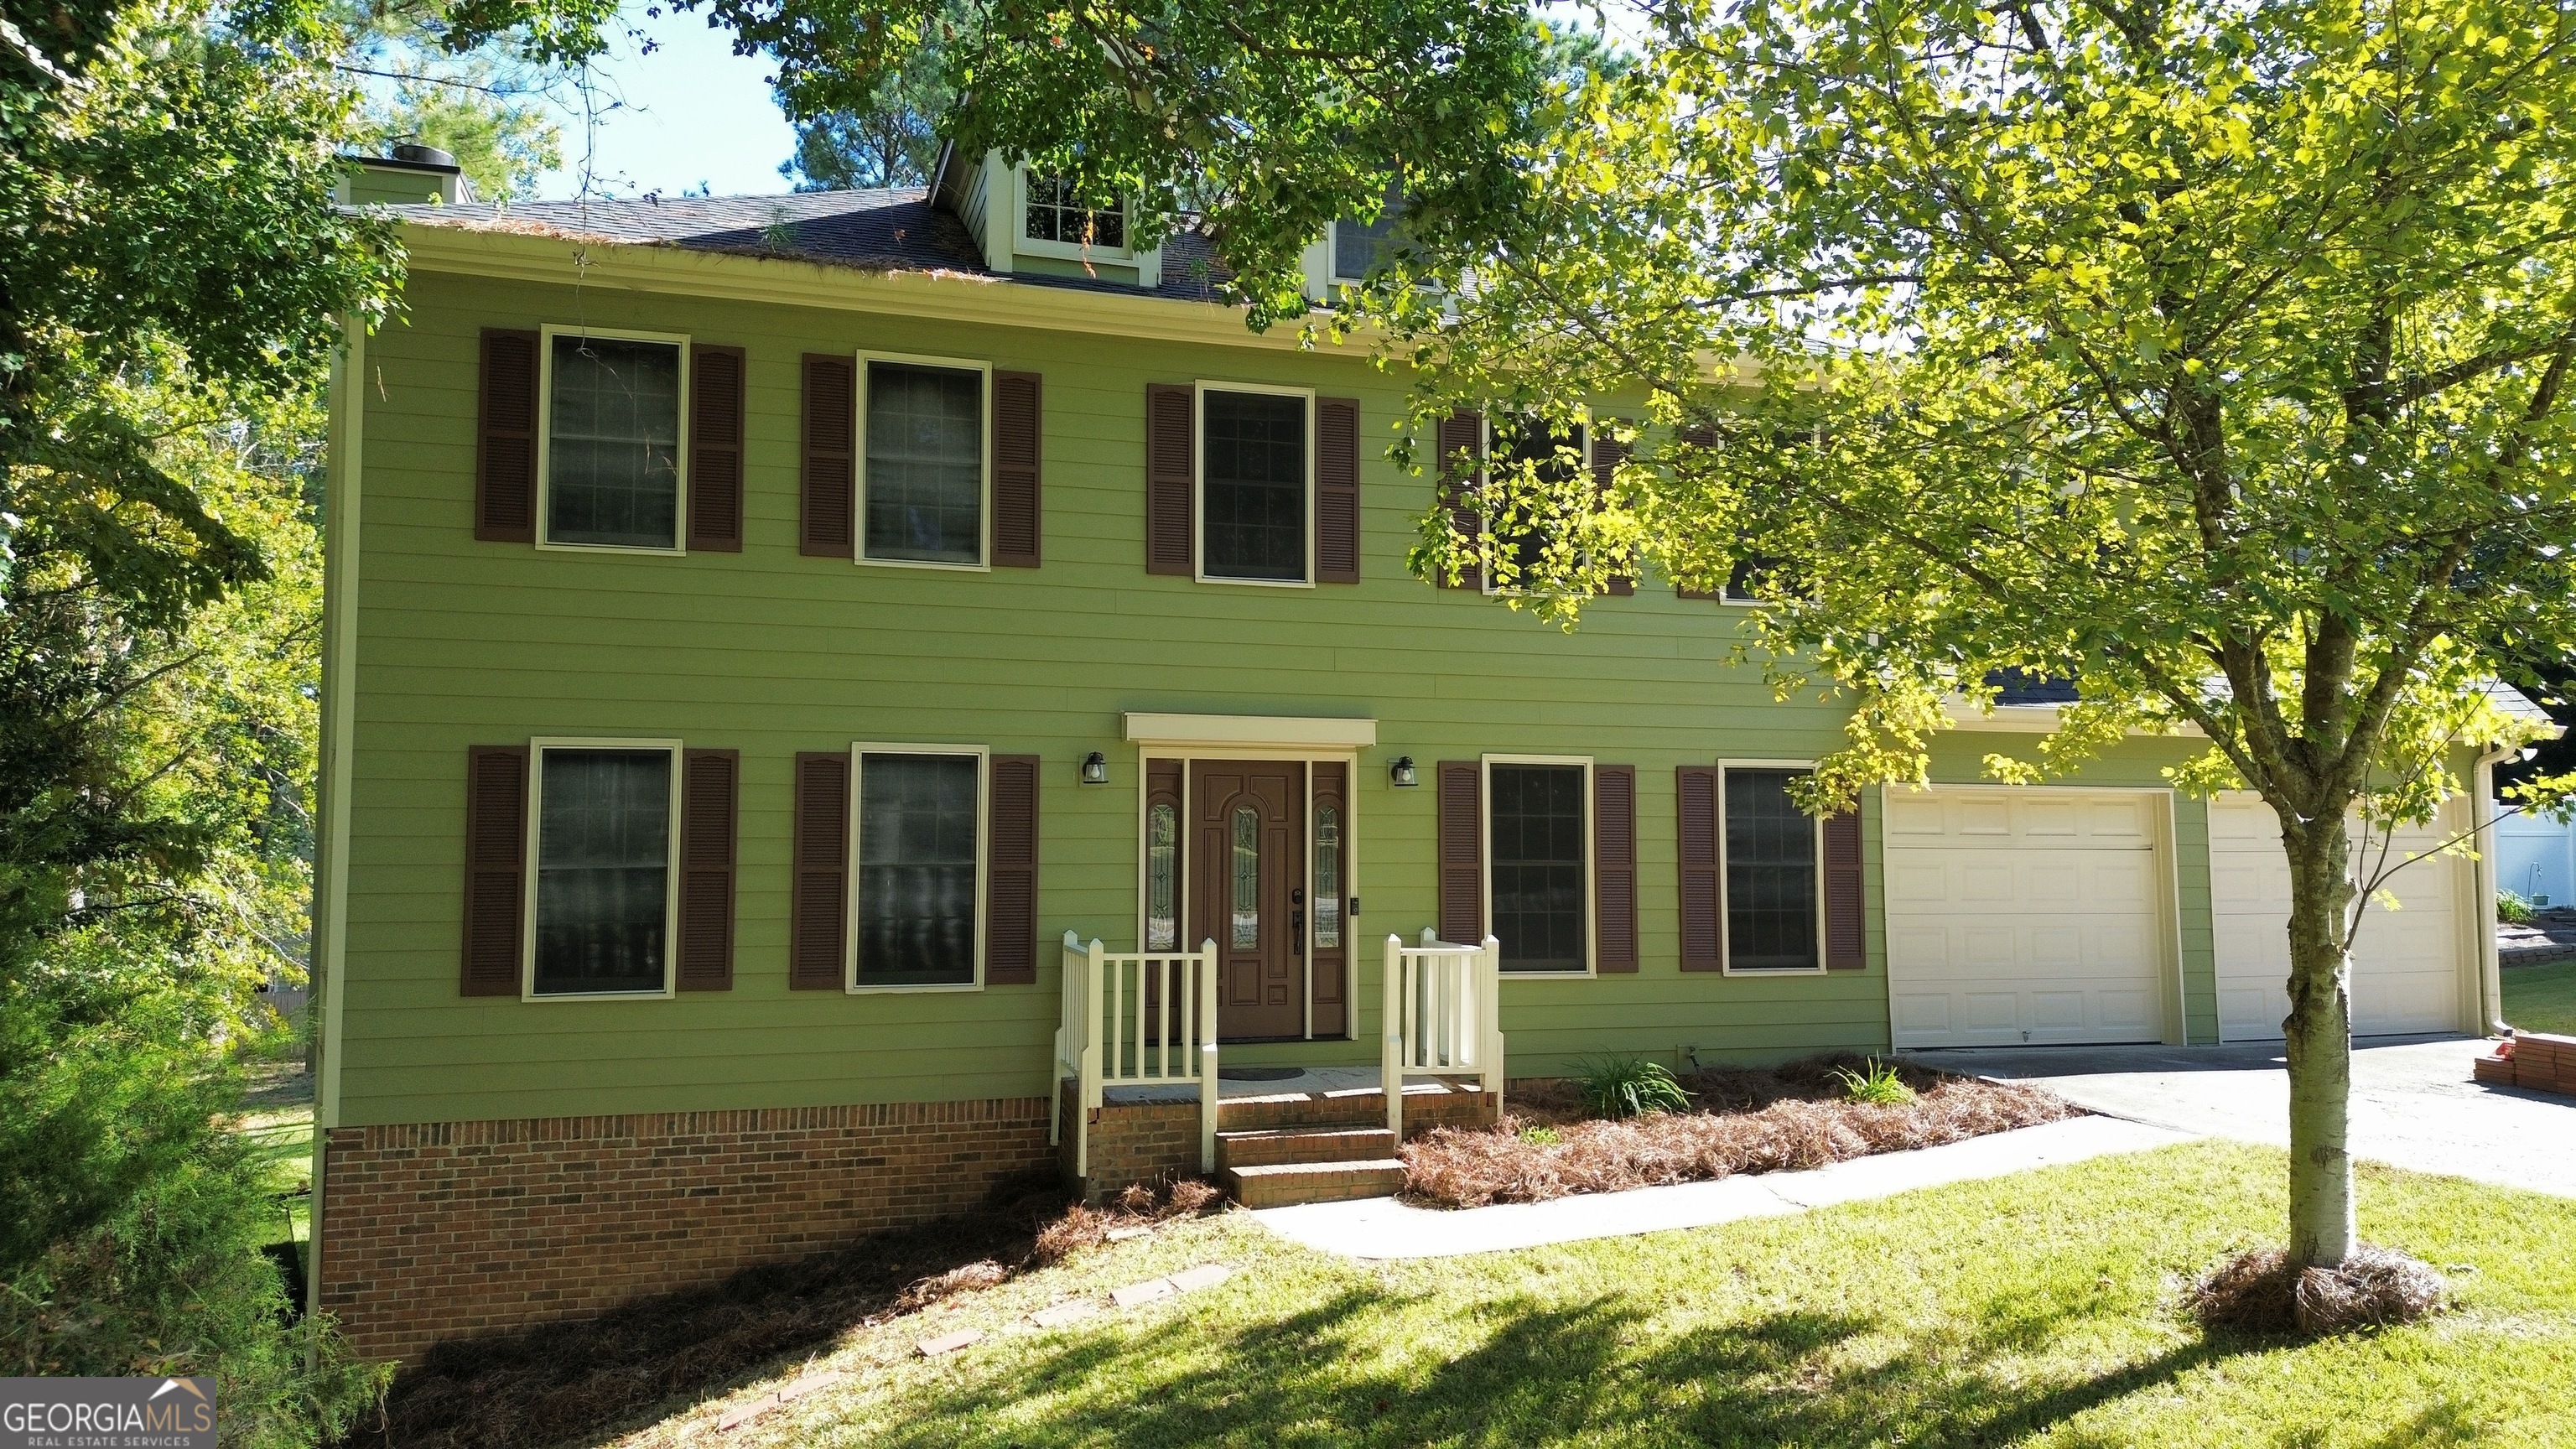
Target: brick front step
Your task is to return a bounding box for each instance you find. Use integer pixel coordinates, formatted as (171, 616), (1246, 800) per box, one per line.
(1216, 1126), (1396, 1170)
(1223, 1158), (1407, 1208)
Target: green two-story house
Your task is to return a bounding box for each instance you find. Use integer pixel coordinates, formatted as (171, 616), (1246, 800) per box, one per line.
(309, 148), (2512, 1363)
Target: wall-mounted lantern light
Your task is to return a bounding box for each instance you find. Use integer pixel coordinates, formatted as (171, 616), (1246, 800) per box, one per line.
(1389, 755), (1420, 788)
(1080, 750), (1109, 785)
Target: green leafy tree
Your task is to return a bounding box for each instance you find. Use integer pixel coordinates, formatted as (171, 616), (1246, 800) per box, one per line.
(775, 1), (963, 190)
(617, 0), (2576, 1301)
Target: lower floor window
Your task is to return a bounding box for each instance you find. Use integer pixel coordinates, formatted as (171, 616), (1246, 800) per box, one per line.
(1726, 767), (1820, 971)
(532, 745), (675, 995)
(856, 750), (981, 986)
(1489, 761), (1587, 972)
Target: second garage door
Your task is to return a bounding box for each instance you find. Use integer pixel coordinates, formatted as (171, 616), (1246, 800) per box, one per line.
(2210, 794), (2470, 1041)
(1884, 789), (2173, 1049)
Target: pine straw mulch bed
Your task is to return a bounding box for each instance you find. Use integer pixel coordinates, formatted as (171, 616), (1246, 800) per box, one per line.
(337, 1173), (1222, 1449)
(1402, 1057), (2080, 1208)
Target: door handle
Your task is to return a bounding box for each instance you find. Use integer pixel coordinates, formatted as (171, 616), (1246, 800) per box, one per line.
(1292, 909), (1304, 955)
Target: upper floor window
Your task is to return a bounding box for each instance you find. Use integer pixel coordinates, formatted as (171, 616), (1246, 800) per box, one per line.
(543, 329), (688, 551)
(1486, 417), (1587, 595)
(1199, 387), (1311, 584)
(1023, 173), (1126, 253)
(1330, 189), (1406, 283)
(860, 356), (989, 568)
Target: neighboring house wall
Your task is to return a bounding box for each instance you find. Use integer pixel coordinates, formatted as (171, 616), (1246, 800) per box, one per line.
(2498, 807), (2574, 906)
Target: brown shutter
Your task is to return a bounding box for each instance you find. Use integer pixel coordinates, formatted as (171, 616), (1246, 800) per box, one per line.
(1593, 764), (1638, 972)
(1824, 808), (1865, 970)
(1436, 410), (1483, 589)
(1677, 765), (1722, 971)
(475, 330), (538, 543)
(676, 749), (739, 989)
(1146, 383), (1195, 575)
(790, 751), (849, 989)
(1316, 397), (1361, 584)
(1437, 761), (1483, 944)
(992, 370), (1043, 568)
(985, 754), (1041, 984)
(1592, 425), (1633, 595)
(688, 345), (745, 551)
(801, 355), (855, 558)
(460, 745), (527, 995)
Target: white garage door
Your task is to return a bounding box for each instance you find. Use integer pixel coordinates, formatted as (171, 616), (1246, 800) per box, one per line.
(2210, 794), (2467, 1041)
(1884, 790), (2171, 1049)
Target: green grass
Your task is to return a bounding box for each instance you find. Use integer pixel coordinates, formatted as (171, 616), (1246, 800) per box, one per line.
(610, 1142), (2576, 1449)
(2503, 958), (2576, 1037)
(235, 1061), (315, 1245)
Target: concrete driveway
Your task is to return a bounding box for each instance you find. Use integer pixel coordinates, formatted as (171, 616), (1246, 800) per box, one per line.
(1908, 1036), (2576, 1199)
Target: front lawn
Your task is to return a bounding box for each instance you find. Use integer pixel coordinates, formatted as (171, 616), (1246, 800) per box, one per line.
(609, 1141), (2576, 1448)
(2503, 958), (2576, 1036)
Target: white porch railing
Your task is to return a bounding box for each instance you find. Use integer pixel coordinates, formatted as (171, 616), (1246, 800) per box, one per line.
(1052, 931), (1220, 1179)
(1381, 930), (1505, 1140)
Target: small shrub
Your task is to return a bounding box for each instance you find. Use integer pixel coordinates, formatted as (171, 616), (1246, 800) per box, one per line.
(1831, 1057), (1918, 1105)
(1577, 1057), (1693, 1119)
(1518, 1125), (1561, 1145)
(2499, 889), (2537, 925)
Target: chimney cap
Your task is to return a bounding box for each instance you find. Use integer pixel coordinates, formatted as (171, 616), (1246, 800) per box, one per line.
(388, 142), (460, 170)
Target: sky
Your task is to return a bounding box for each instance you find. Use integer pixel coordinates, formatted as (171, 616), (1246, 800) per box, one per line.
(528, 3), (802, 200)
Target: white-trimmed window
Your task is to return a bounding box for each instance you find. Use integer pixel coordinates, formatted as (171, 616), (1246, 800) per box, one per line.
(527, 739), (683, 998)
(538, 325), (690, 553)
(851, 744), (989, 990)
(1020, 172), (1130, 260)
(1483, 415), (1589, 597)
(859, 353), (991, 569)
(1197, 382), (1315, 586)
(1722, 761), (1828, 974)
(1484, 755), (1592, 975)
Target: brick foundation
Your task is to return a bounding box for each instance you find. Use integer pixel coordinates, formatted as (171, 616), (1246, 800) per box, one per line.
(317, 1098), (1051, 1364)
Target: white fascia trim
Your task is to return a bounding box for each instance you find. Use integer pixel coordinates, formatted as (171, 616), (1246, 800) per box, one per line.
(400, 225), (1354, 354)
(1942, 697), (2208, 737)
(1123, 713), (1378, 750)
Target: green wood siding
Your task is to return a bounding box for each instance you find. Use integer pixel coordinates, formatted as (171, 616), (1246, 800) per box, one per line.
(333, 263), (2219, 1126)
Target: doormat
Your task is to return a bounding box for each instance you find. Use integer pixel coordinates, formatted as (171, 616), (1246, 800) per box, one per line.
(1217, 1066), (1306, 1082)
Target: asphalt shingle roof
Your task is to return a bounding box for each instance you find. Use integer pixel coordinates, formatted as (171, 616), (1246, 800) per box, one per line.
(377, 187), (1239, 304)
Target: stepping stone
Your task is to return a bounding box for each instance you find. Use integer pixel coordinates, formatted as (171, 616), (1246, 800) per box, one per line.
(776, 1370), (844, 1404)
(916, 1329), (983, 1358)
(1109, 1277), (1176, 1308)
(717, 1393), (778, 1431)
(1168, 1263), (1234, 1293)
(1105, 1225), (1154, 1241)
(1029, 1300), (1100, 1328)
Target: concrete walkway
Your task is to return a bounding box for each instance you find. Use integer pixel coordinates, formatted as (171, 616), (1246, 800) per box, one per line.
(1250, 1115), (2192, 1259)
(1911, 1035), (2576, 1199)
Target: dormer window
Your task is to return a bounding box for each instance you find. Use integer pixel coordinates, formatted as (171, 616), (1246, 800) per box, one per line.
(1022, 174), (1125, 253)
(1330, 188), (1406, 283)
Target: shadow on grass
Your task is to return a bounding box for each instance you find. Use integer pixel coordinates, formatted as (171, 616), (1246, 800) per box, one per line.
(851, 1272), (2238, 1449)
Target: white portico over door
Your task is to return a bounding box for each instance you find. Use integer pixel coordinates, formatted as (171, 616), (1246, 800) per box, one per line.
(1124, 714), (1372, 1042)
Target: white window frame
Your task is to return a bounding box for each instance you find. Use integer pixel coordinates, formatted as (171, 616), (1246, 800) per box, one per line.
(1015, 169), (1136, 263)
(847, 741), (990, 995)
(1481, 753), (1596, 979)
(1481, 413), (1592, 600)
(1716, 758), (1832, 978)
(521, 736), (685, 1001)
(1193, 380), (1318, 589)
(854, 351), (995, 572)
(533, 324), (692, 556)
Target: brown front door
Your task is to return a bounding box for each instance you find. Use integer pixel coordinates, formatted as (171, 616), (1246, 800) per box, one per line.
(1192, 760), (1306, 1041)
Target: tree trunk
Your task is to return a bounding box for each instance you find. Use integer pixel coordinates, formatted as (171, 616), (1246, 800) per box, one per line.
(2279, 811), (2357, 1270)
